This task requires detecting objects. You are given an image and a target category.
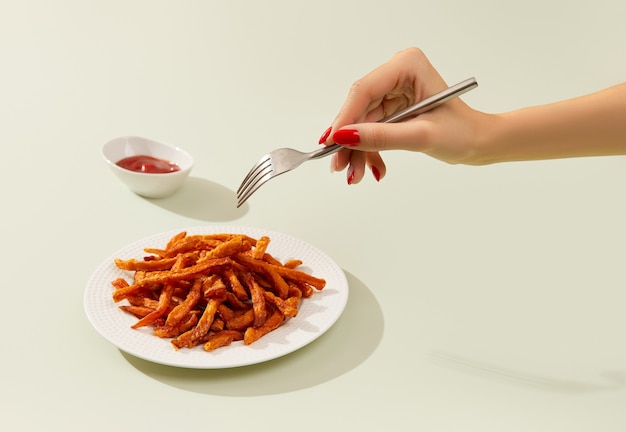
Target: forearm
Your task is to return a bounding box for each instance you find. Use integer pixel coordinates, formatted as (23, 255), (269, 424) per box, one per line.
(472, 83), (626, 164)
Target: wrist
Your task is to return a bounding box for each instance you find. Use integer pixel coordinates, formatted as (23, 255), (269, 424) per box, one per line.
(460, 111), (504, 165)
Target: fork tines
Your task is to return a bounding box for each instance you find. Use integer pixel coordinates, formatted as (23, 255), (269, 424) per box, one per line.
(236, 155), (273, 207)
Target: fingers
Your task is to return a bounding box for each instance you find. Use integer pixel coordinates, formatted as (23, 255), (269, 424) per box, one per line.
(346, 150), (366, 185)
(330, 148), (387, 185)
(328, 120), (427, 185)
(332, 120), (431, 152)
(319, 47), (447, 184)
(366, 152), (386, 182)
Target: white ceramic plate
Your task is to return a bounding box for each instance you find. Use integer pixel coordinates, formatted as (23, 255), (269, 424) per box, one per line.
(84, 226), (348, 369)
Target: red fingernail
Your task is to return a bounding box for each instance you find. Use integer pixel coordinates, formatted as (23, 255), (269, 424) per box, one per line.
(347, 167), (355, 185)
(371, 166), (381, 182)
(318, 126), (332, 144)
(333, 129), (360, 146)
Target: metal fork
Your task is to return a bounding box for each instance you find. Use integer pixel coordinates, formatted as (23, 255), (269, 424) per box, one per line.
(236, 77), (478, 207)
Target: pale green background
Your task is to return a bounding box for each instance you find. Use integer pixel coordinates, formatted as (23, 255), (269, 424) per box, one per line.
(2, 1), (625, 430)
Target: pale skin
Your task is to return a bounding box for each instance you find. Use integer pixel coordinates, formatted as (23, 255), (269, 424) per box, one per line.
(319, 47), (626, 184)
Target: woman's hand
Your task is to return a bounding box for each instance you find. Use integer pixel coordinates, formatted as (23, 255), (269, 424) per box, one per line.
(319, 47), (489, 184)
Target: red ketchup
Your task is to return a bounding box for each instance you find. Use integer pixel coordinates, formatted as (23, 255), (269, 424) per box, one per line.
(116, 155), (181, 173)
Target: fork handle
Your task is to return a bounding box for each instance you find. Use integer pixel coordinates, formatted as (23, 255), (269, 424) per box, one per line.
(309, 77), (478, 160)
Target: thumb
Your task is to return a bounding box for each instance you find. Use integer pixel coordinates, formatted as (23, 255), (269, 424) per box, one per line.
(332, 121), (430, 152)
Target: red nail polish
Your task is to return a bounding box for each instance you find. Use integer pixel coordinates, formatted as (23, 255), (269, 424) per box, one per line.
(347, 168), (355, 185)
(318, 126), (332, 144)
(371, 166), (381, 182)
(333, 129), (360, 146)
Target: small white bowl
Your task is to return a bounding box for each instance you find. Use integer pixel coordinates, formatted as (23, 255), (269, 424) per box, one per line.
(102, 136), (194, 198)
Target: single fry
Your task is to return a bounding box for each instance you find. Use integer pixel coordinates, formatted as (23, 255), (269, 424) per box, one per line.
(203, 330), (244, 352)
(114, 255), (180, 272)
(119, 305), (154, 318)
(252, 236), (270, 259)
(284, 259), (303, 269)
(242, 271), (267, 327)
(244, 307), (284, 345)
(273, 265), (326, 291)
(223, 269), (248, 301)
(223, 308), (255, 331)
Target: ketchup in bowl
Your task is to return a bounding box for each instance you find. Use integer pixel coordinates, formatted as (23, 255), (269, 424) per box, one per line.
(116, 155), (181, 174)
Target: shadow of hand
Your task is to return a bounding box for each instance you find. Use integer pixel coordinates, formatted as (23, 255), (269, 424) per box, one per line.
(430, 351), (626, 393)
